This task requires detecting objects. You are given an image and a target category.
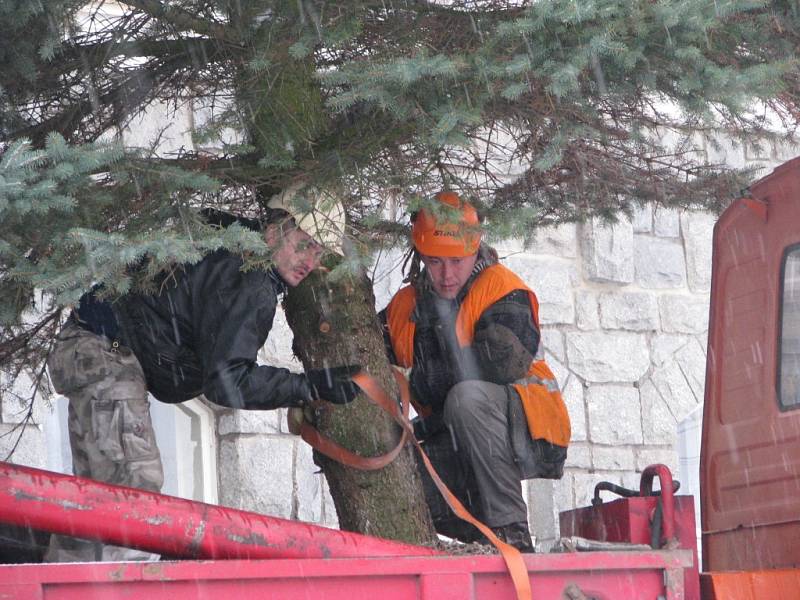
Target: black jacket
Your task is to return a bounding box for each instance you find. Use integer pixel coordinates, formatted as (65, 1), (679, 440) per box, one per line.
(79, 249), (309, 409)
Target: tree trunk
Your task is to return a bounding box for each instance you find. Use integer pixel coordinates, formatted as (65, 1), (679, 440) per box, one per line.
(285, 262), (436, 545)
(234, 4), (435, 544)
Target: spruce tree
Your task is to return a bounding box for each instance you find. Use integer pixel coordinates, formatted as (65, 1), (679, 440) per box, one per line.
(1, 0), (798, 544)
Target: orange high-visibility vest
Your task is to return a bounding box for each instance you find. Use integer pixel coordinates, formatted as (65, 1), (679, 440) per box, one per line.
(385, 264), (571, 447)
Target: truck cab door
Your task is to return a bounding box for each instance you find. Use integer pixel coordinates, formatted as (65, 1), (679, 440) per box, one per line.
(701, 157), (800, 572)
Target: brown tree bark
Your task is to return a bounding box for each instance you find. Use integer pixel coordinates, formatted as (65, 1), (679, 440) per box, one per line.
(237, 3), (435, 545)
(284, 261), (436, 545)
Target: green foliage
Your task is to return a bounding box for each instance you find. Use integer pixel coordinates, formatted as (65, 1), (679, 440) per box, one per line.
(483, 205), (544, 248)
(0, 135), (269, 327)
(0, 0), (798, 366)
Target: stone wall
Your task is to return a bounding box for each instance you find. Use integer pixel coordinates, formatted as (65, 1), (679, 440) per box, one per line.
(217, 136), (799, 547)
(0, 371), (50, 471)
(213, 204), (720, 547)
(505, 210), (714, 548)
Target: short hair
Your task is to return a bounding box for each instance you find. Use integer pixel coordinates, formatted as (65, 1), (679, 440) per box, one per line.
(202, 207), (296, 232)
(261, 207), (295, 231)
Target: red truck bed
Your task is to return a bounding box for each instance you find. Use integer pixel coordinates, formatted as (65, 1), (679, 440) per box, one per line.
(0, 550), (693, 600)
(0, 461), (695, 599)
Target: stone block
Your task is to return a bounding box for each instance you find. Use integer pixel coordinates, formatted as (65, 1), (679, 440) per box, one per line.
(321, 478), (340, 528)
(544, 477), (575, 545)
(479, 129), (529, 179)
(553, 473), (575, 514)
(598, 292), (660, 331)
(529, 223), (578, 258)
(651, 334), (692, 367)
(653, 207), (680, 237)
(0, 423), (47, 469)
(703, 133), (747, 170)
(636, 447), (679, 474)
(2, 395), (45, 427)
(125, 99), (194, 154)
(42, 396), (73, 474)
(656, 127), (701, 160)
(586, 385), (643, 444)
(503, 256), (576, 324)
(574, 471), (623, 509)
(580, 217), (634, 284)
(278, 408), (297, 434)
(575, 291), (600, 331)
(640, 379), (678, 445)
(675, 337), (707, 403)
(1, 371), (49, 425)
(565, 443), (592, 469)
(562, 375), (586, 442)
(521, 479), (531, 513)
(260, 307), (302, 371)
(527, 479), (557, 542)
(566, 332), (650, 383)
(650, 361), (700, 424)
(771, 138), (800, 164)
(546, 352), (569, 388)
(634, 236), (687, 289)
(593, 446), (636, 471)
(371, 247), (408, 310)
(743, 139), (772, 162)
(491, 237), (527, 256)
(620, 470), (643, 493)
(191, 97), (243, 152)
(632, 204), (652, 233)
(541, 328), (565, 362)
(218, 409), (281, 435)
(218, 436), (295, 518)
(659, 295), (709, 335)
(295, 438), (324, 524)
(681, 211), (716, 293)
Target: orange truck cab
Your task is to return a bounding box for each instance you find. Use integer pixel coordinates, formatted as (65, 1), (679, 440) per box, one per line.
(700, 157), (800, 596)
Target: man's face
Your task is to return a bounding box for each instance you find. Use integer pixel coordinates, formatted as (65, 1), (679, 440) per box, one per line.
(420, 253), (478, 299)
(266, 225), (324, 287)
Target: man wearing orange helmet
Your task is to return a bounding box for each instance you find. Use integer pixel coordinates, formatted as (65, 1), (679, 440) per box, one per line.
(379, 192), (571, 552)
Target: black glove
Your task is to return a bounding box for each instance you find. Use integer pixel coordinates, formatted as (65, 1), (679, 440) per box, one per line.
(411, 413), (445, 441)
(474, 323), (533, 384)
(305, 365), (362, 405)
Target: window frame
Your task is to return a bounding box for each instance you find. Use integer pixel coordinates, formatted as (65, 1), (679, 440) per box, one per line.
(776, 241), (800, 412)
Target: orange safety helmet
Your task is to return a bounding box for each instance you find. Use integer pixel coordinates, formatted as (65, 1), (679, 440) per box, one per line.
(411, 191), (481, 257)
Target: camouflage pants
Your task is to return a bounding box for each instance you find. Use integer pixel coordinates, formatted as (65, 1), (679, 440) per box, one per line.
(45, 321), (163, 562)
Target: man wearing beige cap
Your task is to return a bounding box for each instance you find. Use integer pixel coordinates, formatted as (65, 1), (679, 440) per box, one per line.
(46, 187), (358, 562)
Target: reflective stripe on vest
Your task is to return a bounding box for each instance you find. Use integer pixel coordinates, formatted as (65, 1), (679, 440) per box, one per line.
(515, 373), (560, 393)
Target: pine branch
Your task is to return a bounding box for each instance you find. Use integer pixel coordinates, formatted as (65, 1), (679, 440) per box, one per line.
(118, 0), (242, 46)
(60, 38), (231, 73)
(10, 56), (202, 145)
(126, 154), (272, 186)
(0, 310), (61, 369)
(5, 38), (231, 103)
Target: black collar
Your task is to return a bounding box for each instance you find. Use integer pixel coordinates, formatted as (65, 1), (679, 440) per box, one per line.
(268, 267), (289, 296)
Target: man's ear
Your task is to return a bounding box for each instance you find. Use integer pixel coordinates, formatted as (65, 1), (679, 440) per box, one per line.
(264, 223), (280, 248)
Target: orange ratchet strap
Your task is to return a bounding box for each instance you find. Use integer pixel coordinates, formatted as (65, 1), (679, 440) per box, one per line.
(298, 369), (410, 470)
(300, 368), (532, 600)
